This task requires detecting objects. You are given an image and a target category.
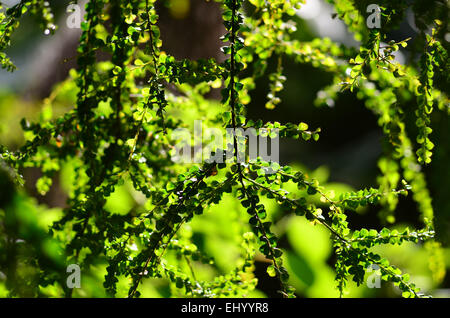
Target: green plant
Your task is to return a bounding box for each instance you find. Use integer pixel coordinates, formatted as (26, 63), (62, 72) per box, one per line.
(0, 0), (448, 298)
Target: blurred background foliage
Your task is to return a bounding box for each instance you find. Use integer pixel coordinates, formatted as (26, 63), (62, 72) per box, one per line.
(0, 0), (449, 298)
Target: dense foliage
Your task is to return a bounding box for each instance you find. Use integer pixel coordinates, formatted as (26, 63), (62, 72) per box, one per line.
(0, 0), (448, 298)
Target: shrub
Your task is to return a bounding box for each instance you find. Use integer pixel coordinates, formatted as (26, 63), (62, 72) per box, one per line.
(0, 0), (448, 298)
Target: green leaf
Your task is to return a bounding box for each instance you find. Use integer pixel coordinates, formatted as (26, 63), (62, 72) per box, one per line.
(267, 265), (277, 277)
